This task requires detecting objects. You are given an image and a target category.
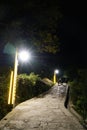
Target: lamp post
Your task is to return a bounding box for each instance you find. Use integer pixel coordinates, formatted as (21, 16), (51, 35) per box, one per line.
(12, 50), (18, 106)
(53, 69), (59, 84)
(8, 70), (14, 104)
(8, 49), (30, 107)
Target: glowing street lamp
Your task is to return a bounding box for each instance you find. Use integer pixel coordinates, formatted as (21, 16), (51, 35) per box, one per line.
(53, 69), (59, 84)
(11, 50), (18, 106)
(19, 50), (31, 62)
(8, 49), (30, 106)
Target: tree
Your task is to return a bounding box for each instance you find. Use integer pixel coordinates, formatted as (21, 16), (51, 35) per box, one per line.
(0, 0), (62, 53)
(69, 69), (87, 120)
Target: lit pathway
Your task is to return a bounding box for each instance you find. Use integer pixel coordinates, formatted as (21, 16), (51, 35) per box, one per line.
(0, 84), (85, 130)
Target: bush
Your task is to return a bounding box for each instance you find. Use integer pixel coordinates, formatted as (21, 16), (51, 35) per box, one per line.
(69, 69), (87, 120)
(0, 73), (12, 120)
(16, 73), (51, 104)
(33, 79), (51, 96)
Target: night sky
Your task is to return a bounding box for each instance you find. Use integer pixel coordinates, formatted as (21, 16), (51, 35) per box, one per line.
(58, 1), (87, 68)
(0, 0), (87, 75)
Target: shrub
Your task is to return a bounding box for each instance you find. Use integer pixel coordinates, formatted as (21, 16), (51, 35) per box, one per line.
(16, 73), (51, 104)
(0, 73), (12, 120)
(69, 69), (87, 120)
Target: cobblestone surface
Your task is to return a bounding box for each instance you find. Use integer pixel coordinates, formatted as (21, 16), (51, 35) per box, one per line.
(0, 84), (85, 130)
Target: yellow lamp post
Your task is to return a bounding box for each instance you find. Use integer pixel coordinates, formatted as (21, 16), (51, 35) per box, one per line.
(12, 50), (18, 106)
(8, 70), (14, 104)
(8, 49), (30, 107)
(53, 69), (59, 84)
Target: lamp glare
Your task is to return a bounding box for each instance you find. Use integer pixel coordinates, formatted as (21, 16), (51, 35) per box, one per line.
(19, 51), (30, 62)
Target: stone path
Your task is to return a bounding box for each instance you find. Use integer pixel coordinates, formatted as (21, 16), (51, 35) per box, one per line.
(0, 84), (85, 130)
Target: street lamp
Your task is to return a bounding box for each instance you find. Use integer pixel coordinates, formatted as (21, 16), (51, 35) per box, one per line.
(8, 49), (30, 106)
(53, 69), (59, 84)
(19, 50), (31, 62)
(11, 50), (18, 106)
(8, 71), (14, 104)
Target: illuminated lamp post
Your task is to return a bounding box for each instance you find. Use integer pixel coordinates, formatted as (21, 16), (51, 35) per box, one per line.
(11, 50), (18, 107)
(53, 69), (59, 84)
(8, 71), (14, 104)
(8, 49), (30, 107)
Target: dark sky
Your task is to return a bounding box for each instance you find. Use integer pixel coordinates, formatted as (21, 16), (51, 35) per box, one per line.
(0, 0), (87, 74)
(58, 1), (87, 68)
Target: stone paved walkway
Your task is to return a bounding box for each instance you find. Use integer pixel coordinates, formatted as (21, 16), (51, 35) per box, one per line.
(0, 84), (85, 130)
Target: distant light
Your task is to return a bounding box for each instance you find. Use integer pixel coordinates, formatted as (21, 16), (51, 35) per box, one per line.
(55, 69), (59, 74)
(19, 50), (30, 62)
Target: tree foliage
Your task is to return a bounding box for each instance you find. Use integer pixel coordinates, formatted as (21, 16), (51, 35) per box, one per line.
(0, 72), (12, 120)
(68, 69), (87, 120)
(0, 0), (62, 53)
(16, 73), (51, 104)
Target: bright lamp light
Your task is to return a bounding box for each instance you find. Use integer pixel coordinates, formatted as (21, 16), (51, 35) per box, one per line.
(55, 69), (59, 74)
(19, 50), (30, 62)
